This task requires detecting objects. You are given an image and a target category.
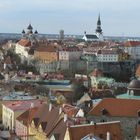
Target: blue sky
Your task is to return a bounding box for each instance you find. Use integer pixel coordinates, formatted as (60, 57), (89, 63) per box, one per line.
(0, 0), (139, 36)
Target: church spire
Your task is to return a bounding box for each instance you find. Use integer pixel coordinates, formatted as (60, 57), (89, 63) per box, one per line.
(96, 13), (102, 34)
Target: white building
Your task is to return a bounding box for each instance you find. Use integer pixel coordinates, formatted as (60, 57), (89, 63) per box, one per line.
(83, 14), (104, 42)
(97, 49), (119, 62)
(83, 33), (99, 42)
(58, 47), (82, 61)
(124, 41), (140, 59)
(15, 39), (31, 58)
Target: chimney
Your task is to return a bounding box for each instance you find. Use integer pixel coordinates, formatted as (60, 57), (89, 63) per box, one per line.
(30, 102), (34, 108)
(106, 132), (110, 140)
(90, 121), (94, 124)
(59, 107), (62, 115)
(49, 103), (52, 111)
(64, 114), (68, 122)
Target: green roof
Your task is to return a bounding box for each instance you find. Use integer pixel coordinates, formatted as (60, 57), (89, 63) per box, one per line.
(117, 93), (140, 99)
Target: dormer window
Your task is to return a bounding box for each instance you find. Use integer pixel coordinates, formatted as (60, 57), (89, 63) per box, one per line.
(101, 108), (108, 115)
(137, 110), (140, 117)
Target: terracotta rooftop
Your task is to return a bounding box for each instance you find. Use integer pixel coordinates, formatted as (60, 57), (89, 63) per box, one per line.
(31, 103), (62, 135)
(3, 100), (44, 111)
(35, 44), (57, 52)
(124, 41), (140, 47)
(18, 39), (31, 47)
(48, 118), (74, 140)
(68, 121), (123, 140)
(89, 98), (140, 117)
(97, 49), (118, 55)
(62, 104), (79, 117)
(16, 107), (38, 126)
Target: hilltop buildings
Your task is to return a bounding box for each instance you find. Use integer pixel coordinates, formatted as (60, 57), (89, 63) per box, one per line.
(83, 14), (104, 42)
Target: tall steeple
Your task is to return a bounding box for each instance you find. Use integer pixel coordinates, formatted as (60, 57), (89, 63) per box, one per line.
(95, 13), (104, 41)
(96, 13), (102, 34)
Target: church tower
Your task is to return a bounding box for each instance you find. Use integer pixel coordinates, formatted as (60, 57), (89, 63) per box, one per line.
(27, 24), (33, 35)
(95, 14), (104, 41)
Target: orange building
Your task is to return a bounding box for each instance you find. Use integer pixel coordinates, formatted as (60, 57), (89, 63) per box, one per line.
(34, 43), (58, 63)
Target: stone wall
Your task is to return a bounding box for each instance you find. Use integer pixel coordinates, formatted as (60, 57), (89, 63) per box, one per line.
(87, 115), (138, 140)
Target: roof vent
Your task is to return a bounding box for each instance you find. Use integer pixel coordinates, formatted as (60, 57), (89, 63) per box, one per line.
(49, 103), (52, 111)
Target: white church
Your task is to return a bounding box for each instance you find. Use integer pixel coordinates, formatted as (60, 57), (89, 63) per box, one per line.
(83, 14), (104, 42)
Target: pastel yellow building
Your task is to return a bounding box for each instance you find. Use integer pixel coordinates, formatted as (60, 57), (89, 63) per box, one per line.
(34, 43), (58, 63)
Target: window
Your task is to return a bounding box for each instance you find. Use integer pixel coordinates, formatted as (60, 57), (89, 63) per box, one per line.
(137, 110), (140, 117)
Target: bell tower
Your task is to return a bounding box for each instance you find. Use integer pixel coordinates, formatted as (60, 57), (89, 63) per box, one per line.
(95, 14), (104, 41)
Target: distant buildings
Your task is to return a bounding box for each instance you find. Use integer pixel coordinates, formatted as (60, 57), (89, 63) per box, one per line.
(59, 29), (64, 40)
(22, 24), (39, 42)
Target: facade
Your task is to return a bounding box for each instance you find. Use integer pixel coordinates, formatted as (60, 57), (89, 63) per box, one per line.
(124, 41), (140, 59)
(2, 100), (44, 131)
(15, 39), (31, 61)
(34, 43), (58, 63)
(97, 49), (120, 62)
(88, 98), (140, 140)
(58, 47), (82, 61)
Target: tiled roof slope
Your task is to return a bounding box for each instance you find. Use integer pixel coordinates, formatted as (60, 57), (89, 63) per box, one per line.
(89, 98), (140, 117)
(68, 121), (123, 140)
(18, 39), (31, 47)
(124, 41), (140, 47)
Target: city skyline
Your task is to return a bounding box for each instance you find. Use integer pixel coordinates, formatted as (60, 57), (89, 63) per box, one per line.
(0, 0), (140, 36)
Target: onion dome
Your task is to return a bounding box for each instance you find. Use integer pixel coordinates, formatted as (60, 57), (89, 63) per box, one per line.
(22, 30), (25, 34)
(27, 24), (33, 30)
(34, 30), (38, 34)
(128, 79), (140, 90)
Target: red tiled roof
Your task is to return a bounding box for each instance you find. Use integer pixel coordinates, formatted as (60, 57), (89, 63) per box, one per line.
(16, 107), (38, 126)
(18, 39), (31, 47)
(35, 45), (57, 52)
(97, 49), (118, 55)
(31, 103), (61, 135)
(68, 121), (123, 140)
(48, 118), (74, 140)
(89, 98), (140, 117)
(3, 100), (44, 111)
(62, 104), (79, 117)
(124, 41), (140, 47)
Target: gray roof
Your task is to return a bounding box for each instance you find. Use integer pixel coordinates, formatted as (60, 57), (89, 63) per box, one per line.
(85, 34), (98, 39)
